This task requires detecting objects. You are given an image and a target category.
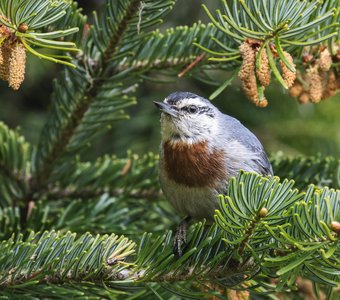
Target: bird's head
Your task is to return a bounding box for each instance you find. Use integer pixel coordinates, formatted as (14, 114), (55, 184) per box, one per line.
(154, 92), (220, 144)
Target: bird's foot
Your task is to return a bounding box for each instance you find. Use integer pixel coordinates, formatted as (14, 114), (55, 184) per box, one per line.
(173, 217), (190, 257)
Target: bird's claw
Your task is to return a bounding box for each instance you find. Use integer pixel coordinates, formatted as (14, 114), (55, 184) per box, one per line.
(173, 217), (189, 257)
(173, 230), (186, 257)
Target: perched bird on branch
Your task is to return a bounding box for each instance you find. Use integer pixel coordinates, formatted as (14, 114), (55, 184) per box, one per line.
(154, 92), (273, 256)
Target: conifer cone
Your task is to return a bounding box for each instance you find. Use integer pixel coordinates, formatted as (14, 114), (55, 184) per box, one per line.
(256, 49), (271, 87)
(279, 51), (296, 88)
(241, 73), (268, 107)
(298, 92), (310, 104)
(321, 70), (337, 100)
(319, 47), (332, 72)
(242, 71), (259, 103)
(328, 70), (338, 91)
(227, 289), (250, 300)
(0, 22), (11, 38)
(241, 70), (258, 103)
(239, 41), (256, 81)
(239, 40), (268, 107)
(8, 41), (26, 90)
(289, 81), (303, 98)
(331, 221), (340, 234)
(255, 98), (268, 108)
(0, 20), (26, 90)
(308, 67), (323, 103)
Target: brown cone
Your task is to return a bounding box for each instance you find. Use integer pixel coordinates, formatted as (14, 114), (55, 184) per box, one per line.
(241, 70), (258, 103)
(255, 99), (268, 108)
(299, 92), (310, 104)
(7, 41), (26, 90)
(319, 47), (332, 72)
(238, 40), (269, 107)
(280, 51), (296, 88)
(289, 81), (303, 98)
(239, 41), (256, 81)
(256, 49), (271, 87)
(328, 70), (338, 92)
(331, 221), (340, 234)
(321, 70), (338, 100)
(241, 73), (268, 107)
(308, 67), (323, 103)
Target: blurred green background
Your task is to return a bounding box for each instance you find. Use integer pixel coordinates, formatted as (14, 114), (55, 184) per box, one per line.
(0, 0), (339, 160)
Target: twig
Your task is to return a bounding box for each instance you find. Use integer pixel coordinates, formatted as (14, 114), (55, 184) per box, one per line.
(178, 53), (206, 77)
(137, 2), (145, 35)
(45, 186), (162, 201)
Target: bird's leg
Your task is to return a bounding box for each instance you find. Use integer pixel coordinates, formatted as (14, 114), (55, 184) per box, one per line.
(173, 216), (191, 257)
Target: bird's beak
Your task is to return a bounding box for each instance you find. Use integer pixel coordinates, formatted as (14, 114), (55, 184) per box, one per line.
(153, 101), (178, 117)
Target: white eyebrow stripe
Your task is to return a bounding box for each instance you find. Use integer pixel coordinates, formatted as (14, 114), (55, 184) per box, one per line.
(176, 97), (207, 108)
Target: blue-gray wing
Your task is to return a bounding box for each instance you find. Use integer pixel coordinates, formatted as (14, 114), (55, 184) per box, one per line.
(221, 115), (273, 176)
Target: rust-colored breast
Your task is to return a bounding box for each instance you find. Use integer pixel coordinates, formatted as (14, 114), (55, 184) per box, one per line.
(163, 140), (226, 187)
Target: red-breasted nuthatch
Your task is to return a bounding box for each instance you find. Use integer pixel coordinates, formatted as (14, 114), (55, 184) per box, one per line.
(154, 92), (273, 256)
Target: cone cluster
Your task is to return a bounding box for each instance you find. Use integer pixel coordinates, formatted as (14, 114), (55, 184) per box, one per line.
(239, 39), (268, 107)
(0, 20), (27, 90)
(238, 39), (296, 108)
(289, 46), (340, 104)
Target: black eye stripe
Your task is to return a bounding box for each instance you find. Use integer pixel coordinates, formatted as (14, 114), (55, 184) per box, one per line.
(181, 105), (200, 112)
(178, 105), (214, 116)
(172, 105), (214, 118)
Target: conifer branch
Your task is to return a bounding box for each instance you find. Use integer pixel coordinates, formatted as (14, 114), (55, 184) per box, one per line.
(35, 88), (92, 185)
(271, 154), (340, 189)
(31, 1), (172, 197)
(34, 37), (136, 184)
(0, 173), (339, 297)
(45, 186), (161, 201)
(118, 22), (222, 74)
(34, 1), (135, 179)
(198, 0), (340, 106)
(103, 0), (141, 63)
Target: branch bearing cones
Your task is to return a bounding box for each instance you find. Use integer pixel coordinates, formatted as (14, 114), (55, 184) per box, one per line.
(239, 40), (340, 106)
(0, 19), (27, 90)
(289, 46), (340, 104)
(238, 39), (296, 108)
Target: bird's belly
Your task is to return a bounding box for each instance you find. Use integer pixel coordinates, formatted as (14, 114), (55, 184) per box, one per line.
(159, 141), (228, 221)
(160, 176), (221, 222)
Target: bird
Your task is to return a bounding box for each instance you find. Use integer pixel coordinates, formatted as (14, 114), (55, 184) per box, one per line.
(154, 91), (273, 256)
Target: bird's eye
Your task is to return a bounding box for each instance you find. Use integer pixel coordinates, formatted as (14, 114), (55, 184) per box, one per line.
(188, 105), (198, 114)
